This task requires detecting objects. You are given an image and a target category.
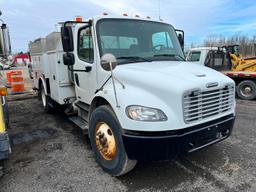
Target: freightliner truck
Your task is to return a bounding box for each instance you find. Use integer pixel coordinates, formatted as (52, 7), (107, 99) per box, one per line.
(29, 15), (236, 176)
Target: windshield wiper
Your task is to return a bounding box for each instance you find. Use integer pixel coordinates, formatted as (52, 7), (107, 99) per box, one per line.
(117, 56), (152, 62)
(153, 54), (185, 61)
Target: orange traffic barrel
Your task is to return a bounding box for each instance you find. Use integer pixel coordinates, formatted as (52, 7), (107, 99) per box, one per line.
(11, 71), (25, 93)
(6, 71), (13, 85)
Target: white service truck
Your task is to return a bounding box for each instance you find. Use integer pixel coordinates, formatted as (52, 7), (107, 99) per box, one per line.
(30, 15), (235, 176)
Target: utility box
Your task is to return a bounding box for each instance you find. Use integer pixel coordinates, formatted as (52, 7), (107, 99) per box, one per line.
(29, 38), (49, 89)
(45, 32), (75, 104)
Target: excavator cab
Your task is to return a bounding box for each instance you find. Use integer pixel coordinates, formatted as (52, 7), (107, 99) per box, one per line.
(222, 44), (240, 56)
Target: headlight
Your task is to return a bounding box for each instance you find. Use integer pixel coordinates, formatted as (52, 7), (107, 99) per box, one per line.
(126, 105), (167, 121)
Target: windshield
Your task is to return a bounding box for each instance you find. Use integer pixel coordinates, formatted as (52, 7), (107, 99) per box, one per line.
(96, 19), (185, 65)
(187, 51), (201, 62)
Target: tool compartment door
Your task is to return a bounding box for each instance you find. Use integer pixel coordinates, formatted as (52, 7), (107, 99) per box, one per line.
(46, 32), (75, 104)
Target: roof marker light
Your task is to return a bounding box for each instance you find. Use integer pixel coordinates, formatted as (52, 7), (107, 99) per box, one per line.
(75, 16), (83, 22)
(123, 13), (128, 16)
(103, 13), (108, 15)
(135, 15), (140, 18)
(0, 86), (7, 96)
(146, 16), (151, 19)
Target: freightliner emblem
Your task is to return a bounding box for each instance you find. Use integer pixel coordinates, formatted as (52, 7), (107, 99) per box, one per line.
(206, 82), (218, 88)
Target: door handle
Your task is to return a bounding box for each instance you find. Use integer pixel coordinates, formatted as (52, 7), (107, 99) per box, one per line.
(75, 73), (79, 86)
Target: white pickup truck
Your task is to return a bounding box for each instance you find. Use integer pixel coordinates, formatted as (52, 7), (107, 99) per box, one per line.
(29, 15), (235, 176)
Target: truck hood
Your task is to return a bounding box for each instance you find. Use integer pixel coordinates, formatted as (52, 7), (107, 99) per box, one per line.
(107, 60), (235, 131)
(115, 61), (233, 92)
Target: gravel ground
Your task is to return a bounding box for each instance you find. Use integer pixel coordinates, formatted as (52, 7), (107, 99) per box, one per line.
(0, 98), (255, 192)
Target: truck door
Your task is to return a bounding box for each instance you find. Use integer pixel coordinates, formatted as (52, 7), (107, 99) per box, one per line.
(74, 25), (96, 104)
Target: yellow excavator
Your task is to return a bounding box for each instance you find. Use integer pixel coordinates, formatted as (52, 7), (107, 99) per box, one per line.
(223, 44), (256, 72)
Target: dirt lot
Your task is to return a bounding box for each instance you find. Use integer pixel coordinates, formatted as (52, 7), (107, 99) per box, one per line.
(0, 97), (255, 192)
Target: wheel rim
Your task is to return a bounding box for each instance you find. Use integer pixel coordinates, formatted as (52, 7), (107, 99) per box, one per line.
(95, 122), (117, 161)
(241, 85), (253, 98)
(41, 89), (46, 107)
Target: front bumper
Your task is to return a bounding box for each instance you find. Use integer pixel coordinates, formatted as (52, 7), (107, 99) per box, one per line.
(122, 115), (235, 160)
(0, 132), (10, 160)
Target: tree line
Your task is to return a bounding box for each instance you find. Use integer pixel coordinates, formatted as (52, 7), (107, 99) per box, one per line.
(191, 35), (256, 57)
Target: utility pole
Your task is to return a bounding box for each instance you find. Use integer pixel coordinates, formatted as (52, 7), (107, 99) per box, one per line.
(0, 10), (12, 57)
(0, 10), (4, 24)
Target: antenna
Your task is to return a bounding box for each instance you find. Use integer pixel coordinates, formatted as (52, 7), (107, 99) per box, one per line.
(158, 0), (161, 20)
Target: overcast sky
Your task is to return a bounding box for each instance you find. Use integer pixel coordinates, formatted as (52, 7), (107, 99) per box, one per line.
(0, 0), (255, 52)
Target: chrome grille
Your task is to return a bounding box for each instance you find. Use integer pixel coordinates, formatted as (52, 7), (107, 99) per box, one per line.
(183, 85), (234, 123)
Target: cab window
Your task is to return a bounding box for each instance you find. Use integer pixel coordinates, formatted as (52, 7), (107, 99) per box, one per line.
(188, 51), (201, 62)
(78, 27), (94, 63)
(152, 31), (173, 50)
(100, 36), (138, 56)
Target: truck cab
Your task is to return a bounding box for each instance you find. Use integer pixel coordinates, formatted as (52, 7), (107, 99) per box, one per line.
(187, 47), (232, 71)
(186, 47), (214, 65)
(30, 15), (235, 176)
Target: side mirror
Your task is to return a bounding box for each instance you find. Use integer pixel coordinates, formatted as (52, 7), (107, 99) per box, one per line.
(175, 29), (184, 50)
(63, 53), (75, 66)
(61, 26), (74, 52)
(100, 54), (117, 71)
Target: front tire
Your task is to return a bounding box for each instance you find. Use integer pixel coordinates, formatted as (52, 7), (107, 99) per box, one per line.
(236, 80), (256, 100)
(89, 105), (137, 176)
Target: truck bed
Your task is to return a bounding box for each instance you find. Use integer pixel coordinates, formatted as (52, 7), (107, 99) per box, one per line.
(223, 71), (256, 78)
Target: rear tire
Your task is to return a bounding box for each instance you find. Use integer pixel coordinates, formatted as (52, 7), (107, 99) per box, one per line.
(89, 105), (137, 176)
(236, 80), (256, 100)
(39, 86), (54, 113)
(29, 70), (33, 79)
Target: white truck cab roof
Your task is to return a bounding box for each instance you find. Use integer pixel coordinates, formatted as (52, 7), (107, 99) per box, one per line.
(190, 47), (218, 51)
(187, 47), (219, 65)
(91, 14), (168, 24)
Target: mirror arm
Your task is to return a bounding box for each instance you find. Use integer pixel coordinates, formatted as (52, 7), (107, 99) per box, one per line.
(85, 66), (92, 72)
(109, 62), (119, 107)
(95, 76), (112, 94)
(113, 76), (125, 89)
(67, 64), (91, 72)
(94, 76), (125, 94)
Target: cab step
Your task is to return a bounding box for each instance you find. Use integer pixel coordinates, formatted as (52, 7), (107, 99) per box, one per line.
(75, 101), (90, 112)
(69, 116), (88, 134)
(75, 101), (90, 122)
(64, 105), (77, 116)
